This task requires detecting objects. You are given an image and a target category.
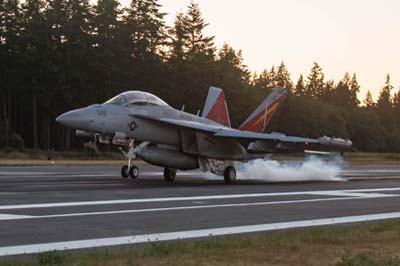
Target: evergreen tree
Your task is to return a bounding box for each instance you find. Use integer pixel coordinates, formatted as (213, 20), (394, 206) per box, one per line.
(1, 0), (22, 146)
(216, 43), (251, 124)
(393, 88), (400, 129)
(275, 61), (293, 92)
(305, 62), (324, 99)
(93, 0), (123, 97)
(217, 43), (250, 84)
(46, 0), (68, 49)
(64, 0), (94, 104)
(20, 0), (49, 149)
(330, 72), (352, 108)
(253, 70), (268, 90)
(124, 0), (166, 61)
(377, 74), (393, 108)
(0, 0), (6, 46)
(321, 79), (335, 103)
(0, 0), (6, 146)
(182, 1), (214, 59)
(294, 75), (306, 96)
(169, 12), (185, 61)
(2, 0), (400, 153)
(167, 2), (216, 111)
(268, 66), (277, 88)
(349, 73), (361, 106)
(169, 2), (214, 61)
(377, 74), (395, 130)
(325, 72), (359, 109)
(253, 68), (277, 92)
(364, 90), (374, 108)
(393, 89), (400, 109)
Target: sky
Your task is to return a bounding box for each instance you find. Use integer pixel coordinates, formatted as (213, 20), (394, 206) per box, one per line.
(121, 0), (400, 100)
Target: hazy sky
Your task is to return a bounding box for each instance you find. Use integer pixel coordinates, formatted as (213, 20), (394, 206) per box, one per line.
(121, 0), (400, 100)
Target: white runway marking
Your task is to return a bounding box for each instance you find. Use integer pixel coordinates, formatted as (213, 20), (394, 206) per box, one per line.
(0, 214), (32, 220)
(0, 172), (56, 175)
(0, 187), (399, 210)
(1, 211), (400, 256)
(0, 171), (201, 178)
(0, 194), (394, 221)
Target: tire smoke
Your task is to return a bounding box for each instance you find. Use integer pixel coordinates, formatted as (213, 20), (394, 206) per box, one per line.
(235, 156), (344, 182)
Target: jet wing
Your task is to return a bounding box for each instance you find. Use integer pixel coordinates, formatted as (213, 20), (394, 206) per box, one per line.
(133, 114), (352, 153)
(215, 128), (352, 153)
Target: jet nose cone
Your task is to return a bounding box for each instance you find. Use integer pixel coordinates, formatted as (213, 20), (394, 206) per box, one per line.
(56, 108), (90, 130)
(55, 113), (66, 124)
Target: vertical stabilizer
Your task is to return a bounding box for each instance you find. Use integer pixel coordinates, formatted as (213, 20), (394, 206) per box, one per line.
(239, 88), (288, 133)
(202, 86), (231, 128)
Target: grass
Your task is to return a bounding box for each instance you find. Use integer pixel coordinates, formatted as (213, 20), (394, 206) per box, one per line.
(2, 220), (400, 266)
(344, 152), (400, 163)
(0, 149), (141, 166)
(0, 159), (135, 166)
(344, 152), (400, 164)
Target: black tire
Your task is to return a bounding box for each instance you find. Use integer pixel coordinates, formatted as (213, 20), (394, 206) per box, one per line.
(164, 167), (177, 182)
(129, 165), (139, 179)
(121, 165), (129, 178)
(224, 166), (236, 184)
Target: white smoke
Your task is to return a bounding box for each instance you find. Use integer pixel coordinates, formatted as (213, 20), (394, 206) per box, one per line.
(235, 156), (344, 182)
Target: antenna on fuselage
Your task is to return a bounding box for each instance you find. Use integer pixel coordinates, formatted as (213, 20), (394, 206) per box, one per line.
(181, 105), (185, 111)
(196, 109), (201, 116)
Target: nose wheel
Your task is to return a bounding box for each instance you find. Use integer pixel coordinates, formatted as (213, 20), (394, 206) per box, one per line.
(119, 139), (149, 180)
(121, 165), (129, 178)
(129, 165), (139, 179)
(121, 165), (139, 179)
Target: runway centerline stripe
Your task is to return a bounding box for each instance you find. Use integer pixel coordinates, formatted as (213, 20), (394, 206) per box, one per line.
(0, 194), (395, 221)
(2, 211), (400, 256)
(0, 187), (399, 210)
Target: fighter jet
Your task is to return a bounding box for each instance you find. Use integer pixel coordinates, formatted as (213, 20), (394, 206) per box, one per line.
(56, 88), (352, 183)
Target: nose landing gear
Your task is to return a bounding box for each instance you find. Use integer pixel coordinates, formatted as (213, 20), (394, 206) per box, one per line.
(119, 139), (149, 179)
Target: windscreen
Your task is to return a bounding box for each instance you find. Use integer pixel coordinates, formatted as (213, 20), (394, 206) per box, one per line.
(104, 91), (170, 107)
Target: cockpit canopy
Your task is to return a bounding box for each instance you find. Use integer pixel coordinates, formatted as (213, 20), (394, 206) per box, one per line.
(104, 91), (170, 107)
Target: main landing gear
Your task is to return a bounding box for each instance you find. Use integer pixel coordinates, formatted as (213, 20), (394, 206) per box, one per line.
(119, 139), (149, 179)
(223, 166), (236, 184)
(164, 167), (177, 182)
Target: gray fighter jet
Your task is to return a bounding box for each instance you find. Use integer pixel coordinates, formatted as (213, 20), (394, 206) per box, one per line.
(56, 88), (352, 183)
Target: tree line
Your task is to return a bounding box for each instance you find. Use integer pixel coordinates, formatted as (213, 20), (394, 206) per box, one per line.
(0, 0), (399, 152)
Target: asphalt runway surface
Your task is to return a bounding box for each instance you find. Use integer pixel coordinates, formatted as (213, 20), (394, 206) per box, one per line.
(1, 163), (400, 256)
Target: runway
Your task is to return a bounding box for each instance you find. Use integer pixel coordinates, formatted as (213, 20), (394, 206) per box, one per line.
(1, 163), (400, 256)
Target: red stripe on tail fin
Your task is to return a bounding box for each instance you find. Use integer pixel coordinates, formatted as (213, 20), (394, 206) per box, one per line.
(202, 87), (231, 127)
(239, 88), (288, 133)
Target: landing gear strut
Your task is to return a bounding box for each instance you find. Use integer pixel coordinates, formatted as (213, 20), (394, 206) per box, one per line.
(119, 139), (149, 179)
(164, 167), (177, 182)
(223, 166), (236, 184)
